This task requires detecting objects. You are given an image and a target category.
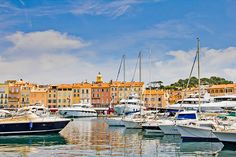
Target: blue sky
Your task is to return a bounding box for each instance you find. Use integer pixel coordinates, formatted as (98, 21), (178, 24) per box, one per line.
(0, 0), (236, 84)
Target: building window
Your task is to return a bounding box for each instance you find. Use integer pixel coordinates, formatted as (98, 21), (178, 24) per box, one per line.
(74, 89), (76, 93)
(86, 89), (89, 94)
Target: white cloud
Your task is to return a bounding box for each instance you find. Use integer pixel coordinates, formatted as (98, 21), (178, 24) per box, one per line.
(151, 47), (236, 84)
(3, 30), (88, 58)
(71, 0), (160, 18)
(0, 30), (235, 85)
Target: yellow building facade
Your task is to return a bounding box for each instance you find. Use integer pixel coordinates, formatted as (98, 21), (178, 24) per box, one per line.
(57, 84), (73, 107)
(20, 84), (32, 107)
(30, 86), (48, 106)
(142, 89), (167, 108)
(0, 83), (9, 108)
(47, 85), (58, 108)
(207, 84), (236, 96)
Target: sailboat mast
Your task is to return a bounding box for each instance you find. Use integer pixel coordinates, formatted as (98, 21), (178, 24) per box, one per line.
(139, 52), (141, 82)
(197, 38), (201, 113)
(123, 55), (126, 82)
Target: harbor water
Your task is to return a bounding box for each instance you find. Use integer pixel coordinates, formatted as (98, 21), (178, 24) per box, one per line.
(0, 118), (236, 157)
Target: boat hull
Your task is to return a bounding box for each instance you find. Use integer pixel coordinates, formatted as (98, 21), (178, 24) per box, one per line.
(106, 117), (125, 127)
(176, 125), (219, 142)
(114, 105), (143, 115)
(213, 131), (236, 144)
(142, 123), (163, 134)
(0, 120), (70, 136)
(123, 120), (143, 129)
(58, 110), (97, 118)
(159, 125), (180, 135)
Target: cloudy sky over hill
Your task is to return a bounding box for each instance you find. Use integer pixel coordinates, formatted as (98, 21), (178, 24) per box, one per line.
(0, 0), (236, 84)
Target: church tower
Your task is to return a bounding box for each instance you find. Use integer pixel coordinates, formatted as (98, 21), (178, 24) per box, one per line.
(96, 72), (103, 83)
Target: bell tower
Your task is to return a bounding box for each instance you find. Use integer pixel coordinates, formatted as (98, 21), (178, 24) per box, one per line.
(96, 72), (103, 83)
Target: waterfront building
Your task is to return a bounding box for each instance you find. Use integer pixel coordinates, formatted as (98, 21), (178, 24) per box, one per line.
(91, 72), (111, 108)
(110, 81), (144, 105)
(8, 81), (21, 108)
(72, 82), (92, 104)
(0, 83), (9, 108)
(47, 85), (58, 108)
(30, 85), (48, 106)
(142, 89), (167, 108)
(57, 84), (73, 107)
(207, 84), (236, 96)
(91, 83), (110, 108)
(20, 83), (32, 107)
(79, 82), (91, 104)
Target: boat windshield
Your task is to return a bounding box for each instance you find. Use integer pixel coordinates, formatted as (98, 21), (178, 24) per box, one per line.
(176, 113), (197, 120)
(214, 97), (236, 102)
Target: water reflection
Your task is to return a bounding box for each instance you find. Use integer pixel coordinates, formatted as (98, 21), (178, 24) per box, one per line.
(0, 134), (66, 157)
(0, 118), (235, 156)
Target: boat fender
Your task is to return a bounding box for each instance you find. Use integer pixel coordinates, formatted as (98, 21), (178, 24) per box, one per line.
(29, 121), (33, 130)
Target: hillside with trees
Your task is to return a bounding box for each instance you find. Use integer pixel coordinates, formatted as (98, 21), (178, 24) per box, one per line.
(162, 76), (233, 90)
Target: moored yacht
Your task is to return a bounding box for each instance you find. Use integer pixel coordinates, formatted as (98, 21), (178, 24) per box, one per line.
(0, 109), (70, 135)
(114, 93), (145, 115)
(58, 103), (97, 118)
(176, 120), (219, 142)
(158, 111), (198, 135)
(168, 94), (236, 113)
(122, 112), (145, 129)
(212, 113), (236, 145)
(106, 117), (125, 127)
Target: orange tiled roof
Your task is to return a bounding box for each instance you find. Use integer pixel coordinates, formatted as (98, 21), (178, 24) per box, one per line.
(143, 90), (164, 95)
(209, 84), (236, 89)
(72, 83), (92, 88)
(110, 81), (144, 87)
(91, 83), (110, 88)
(57, 84), (73, 89)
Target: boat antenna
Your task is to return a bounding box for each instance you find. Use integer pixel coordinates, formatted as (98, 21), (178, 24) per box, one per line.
(197, 37), (201, 113)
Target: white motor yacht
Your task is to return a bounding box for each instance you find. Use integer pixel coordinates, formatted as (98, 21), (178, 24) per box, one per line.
(114, 93), (145, 115)
(168, 94), (236, 112)
(58, 103), (97, 118)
